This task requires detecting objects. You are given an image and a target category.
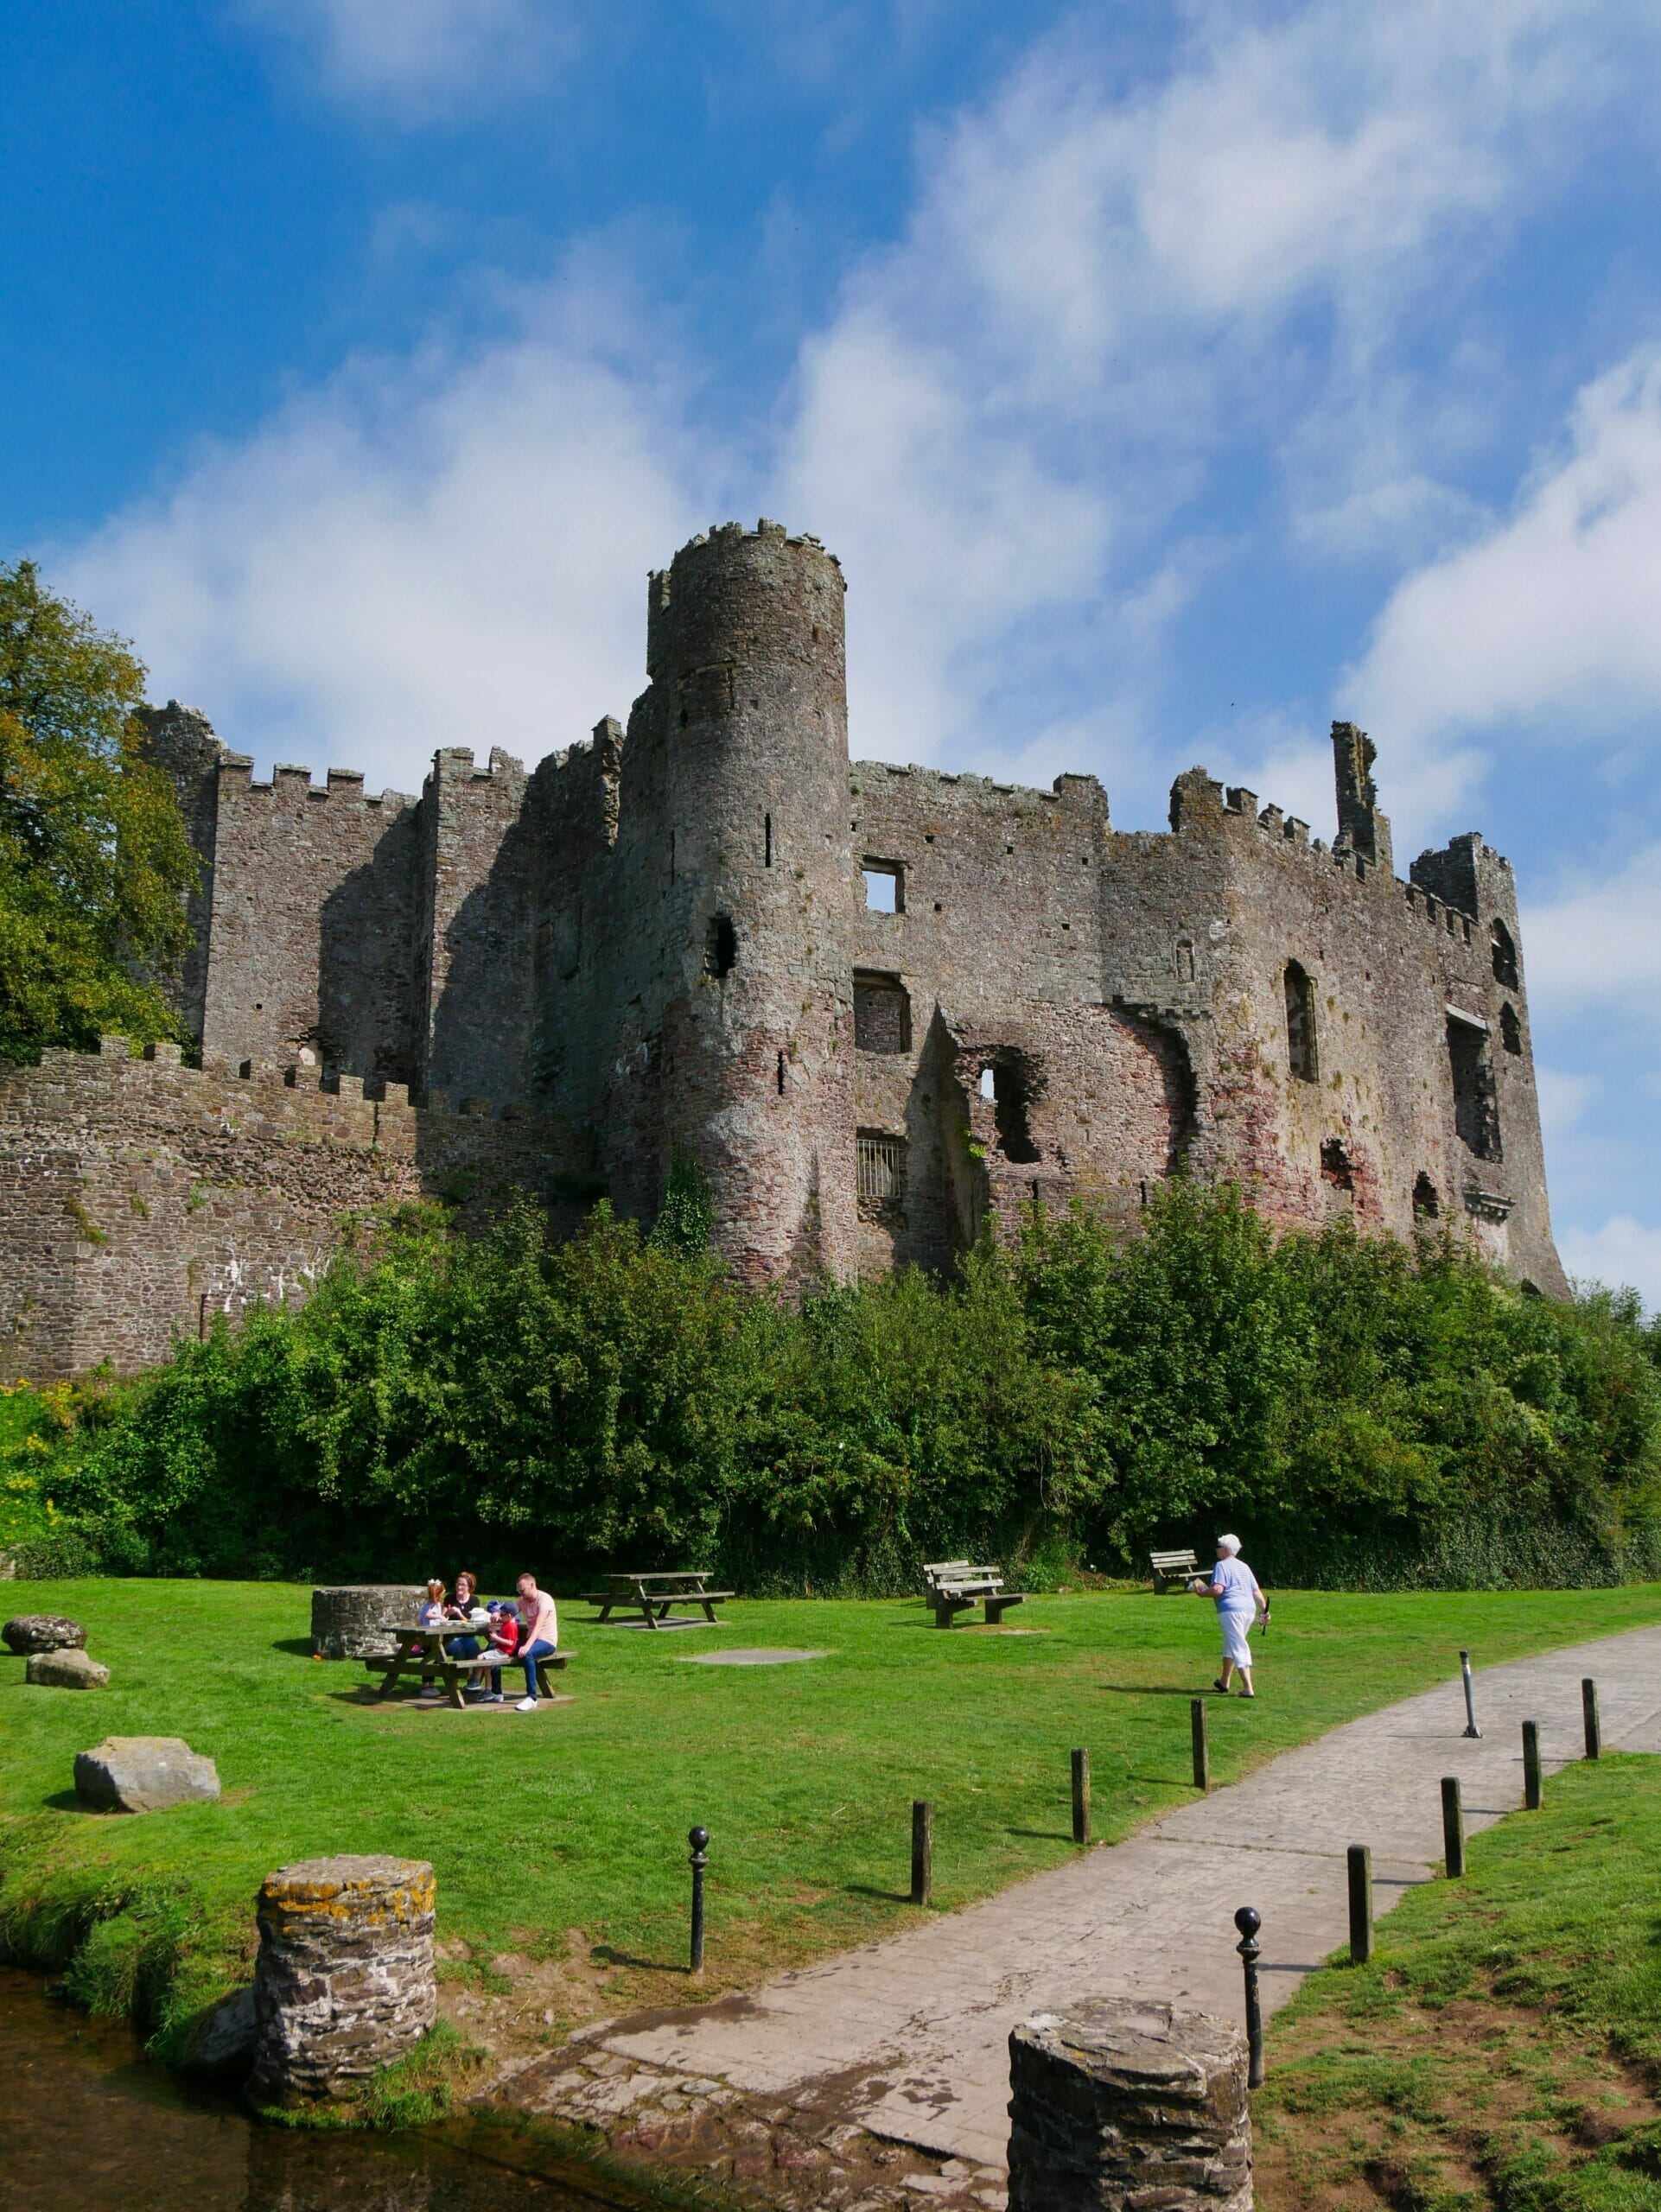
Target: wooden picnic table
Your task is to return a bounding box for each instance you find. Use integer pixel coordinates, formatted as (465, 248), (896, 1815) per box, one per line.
(582, 1570), (732, 1628)
(364, 1621), (567, 1709)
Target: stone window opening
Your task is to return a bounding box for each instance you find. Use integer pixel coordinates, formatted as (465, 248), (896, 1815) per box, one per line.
(1413, 1172), (1440, 1218)
(984, 1052), (1041, 1164)
(704, 912), (737, 980)
(1284, 961), (1318, 1083)
(1500, 1003), (1522, 1055)
(856, 1130), (906, 1205)
(1447, 1014), (1502, 1162)
(765, 812), (773, 868)
(776, 1050), (786, 1095)
(1320, 1138), (1354, 1191)
(854, 971), (912, 1054)
(1492, 918), (1519, 990)
(979, 1065), (995, 1101)
(862, 860), (903, 913)
(1174, 937), (1195, 982)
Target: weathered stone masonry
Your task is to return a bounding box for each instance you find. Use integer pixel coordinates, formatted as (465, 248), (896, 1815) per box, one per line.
(0, 520), (1564, 1377)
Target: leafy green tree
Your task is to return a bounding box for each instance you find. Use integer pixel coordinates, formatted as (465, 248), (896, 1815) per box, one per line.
(0, 559), (198, 1062)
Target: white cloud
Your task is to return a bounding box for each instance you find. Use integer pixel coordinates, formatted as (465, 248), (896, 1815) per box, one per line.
(1535, 1065), (1601, 1141)
(234, 0), (571, 114)
(772, 0), (1661, 786)
(1521, 838), (1661, 1018)
(1560, 1215), (1661, 1311)
(1349, 351), (1661, 748)
(61, 279), (712, 793)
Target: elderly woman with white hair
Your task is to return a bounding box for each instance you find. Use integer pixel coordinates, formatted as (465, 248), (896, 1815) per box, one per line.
(1192, 1535), (1268, 1697)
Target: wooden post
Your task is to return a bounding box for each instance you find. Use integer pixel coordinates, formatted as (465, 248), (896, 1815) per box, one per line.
(1071, 1750), (1091, 1845)
(1523, 1719), (1543, 1810)
(1582, 1678), (1601, 1761)
(1441, 1777), (1464, 1878)
(911, 1800), (932, 1905)
(1192, 1698), (1210, 1792)
(1346, 1844), (1372, 1966)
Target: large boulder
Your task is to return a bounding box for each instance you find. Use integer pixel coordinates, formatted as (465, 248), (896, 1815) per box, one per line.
(3, 1612), (86, 1655)
(74, 1736), (220, 1812)
(185, 1987), (257, 2076)
(29, 1647), (109, 1689)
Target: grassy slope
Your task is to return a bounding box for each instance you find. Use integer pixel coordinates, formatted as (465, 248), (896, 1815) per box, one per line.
(1257, 1753), (1661, 2212)
(4, 1581), (1661, 2062)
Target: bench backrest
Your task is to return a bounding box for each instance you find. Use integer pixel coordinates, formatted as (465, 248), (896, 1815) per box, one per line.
(1150, 1549), (1199, 1568)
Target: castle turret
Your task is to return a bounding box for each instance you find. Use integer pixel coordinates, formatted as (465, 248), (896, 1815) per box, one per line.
(626, 519), (857, 1285)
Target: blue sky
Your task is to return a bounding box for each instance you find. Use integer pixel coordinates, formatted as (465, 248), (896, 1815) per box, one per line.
(7, 0), (1661, 1300)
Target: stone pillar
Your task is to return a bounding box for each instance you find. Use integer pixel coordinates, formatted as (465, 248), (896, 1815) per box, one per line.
(1008, 1999), (1251, 2212)
(251, 1855), (436, 2105)
(310, 1584), (425, 1659)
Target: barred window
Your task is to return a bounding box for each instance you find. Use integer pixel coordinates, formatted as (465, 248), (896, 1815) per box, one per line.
(857, 1132), (906, 1203)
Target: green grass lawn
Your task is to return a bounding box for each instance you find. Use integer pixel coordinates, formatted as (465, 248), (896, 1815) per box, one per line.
(1257, 1752), (1661, 2211)
(4, 1580), (1661, 2069)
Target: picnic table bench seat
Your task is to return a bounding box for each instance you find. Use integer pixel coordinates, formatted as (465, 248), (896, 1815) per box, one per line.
(1150, 1548), (1203, 1593)
(364, 1639), (568, 1709)
(922, 1562), (1027, 1628)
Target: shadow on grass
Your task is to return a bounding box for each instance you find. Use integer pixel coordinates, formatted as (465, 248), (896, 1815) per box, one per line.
(843, 1883), (913, 1904)
(590, 1943), (687, 1974)
(1003, 1827), (1075, 1843)
(42, 1788), (83, 1812)
(271, 1637), (315, 1657)
(1099, 1684), (1218, 1697)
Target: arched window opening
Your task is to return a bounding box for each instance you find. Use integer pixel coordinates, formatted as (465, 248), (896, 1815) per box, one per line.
(1500, 1003), (1522, 1055)
(983, 1052), (1041, 1163)
(1491, 918), (1518, 990)
(704, 912), (737, 979)
(1412, 1172), (1440, 1218)
(1284, 962), (1318, 1083)
(1174, 937), (1195, 982)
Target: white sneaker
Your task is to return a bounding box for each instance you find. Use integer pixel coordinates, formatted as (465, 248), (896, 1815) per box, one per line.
(516, 1696), (538, 1712)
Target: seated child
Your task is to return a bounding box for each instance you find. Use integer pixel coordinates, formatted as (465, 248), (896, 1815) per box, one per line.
(480, 1600), (520, 1704)
(414, 1578), (447, 1694)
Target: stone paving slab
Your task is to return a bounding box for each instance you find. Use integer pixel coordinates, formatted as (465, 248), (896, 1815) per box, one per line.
(512, 1625), (1661, 2178)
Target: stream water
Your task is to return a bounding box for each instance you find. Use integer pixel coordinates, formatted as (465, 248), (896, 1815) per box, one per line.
(0, 1967), (609, 2212)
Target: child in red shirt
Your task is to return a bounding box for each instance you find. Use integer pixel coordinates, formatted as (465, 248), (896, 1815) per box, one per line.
(482, 1601), (519, 1704)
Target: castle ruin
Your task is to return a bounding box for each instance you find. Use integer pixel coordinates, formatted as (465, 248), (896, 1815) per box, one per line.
(0, 519), (1563, 1379)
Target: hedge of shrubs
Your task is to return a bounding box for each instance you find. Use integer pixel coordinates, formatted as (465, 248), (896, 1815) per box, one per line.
(17, 1179), (1661, 1593)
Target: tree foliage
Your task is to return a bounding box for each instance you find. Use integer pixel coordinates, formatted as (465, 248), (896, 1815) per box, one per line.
(0, 559), (197, 1063)
(40, 1185), (1661, 1592)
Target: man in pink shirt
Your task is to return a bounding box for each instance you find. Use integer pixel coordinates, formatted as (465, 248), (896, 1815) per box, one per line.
(514, 1573), (559, 1713)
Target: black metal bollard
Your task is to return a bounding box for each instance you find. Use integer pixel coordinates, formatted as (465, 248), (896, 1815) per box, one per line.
(911, 1801), (932, 1905)
(1582, 1678), (1601, 1762)
(1441, 1777), (1465, 1878)
(1235, 1906), (1264, 2089)
(1347, 1845), (1372, 1966)
(1460, 1649), (1481, 1739)
(1192, 1698), (1210, 1793)
(1524, 1719), (1543, 1810)
(688, 1825), (709, 1973)
(1071, 1750), (1091, 1845)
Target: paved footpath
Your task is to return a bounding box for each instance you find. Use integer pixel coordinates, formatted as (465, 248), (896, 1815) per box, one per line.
(499, 1627), (1661, 2203)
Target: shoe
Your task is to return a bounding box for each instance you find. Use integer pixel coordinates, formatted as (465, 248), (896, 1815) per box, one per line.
(516, 1696), (538, 1712)
(1212, 1678), (1229, 1694)
(484, 1692), (504, 1704)
(1238, 1688), (1256, 1698)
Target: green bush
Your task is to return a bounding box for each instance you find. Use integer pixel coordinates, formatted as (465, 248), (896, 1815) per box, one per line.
(31, 1185), (1661, 1592)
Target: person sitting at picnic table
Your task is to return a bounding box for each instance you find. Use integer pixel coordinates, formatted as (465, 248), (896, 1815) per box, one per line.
(414, 1579), (449, 1698)
(513, 1572), (559, 1713)
(1190, 1535), (1267, 1698)
(443, 1568), (485, 1669)
(478, 1599), (520, 1705)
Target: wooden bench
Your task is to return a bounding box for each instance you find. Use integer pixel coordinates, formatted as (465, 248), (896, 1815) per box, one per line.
(1150, 1548), (1203, 1593)
(924, 1562), (1027, 1628)
(365, 1631), (569, 1709)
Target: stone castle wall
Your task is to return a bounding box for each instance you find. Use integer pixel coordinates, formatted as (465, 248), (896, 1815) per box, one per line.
(3, 517), (1564, 1377)
(0, 1040), (582, 1381)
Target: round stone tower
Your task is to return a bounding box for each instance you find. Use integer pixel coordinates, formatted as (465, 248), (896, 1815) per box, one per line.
(646, 519), (856, 1286)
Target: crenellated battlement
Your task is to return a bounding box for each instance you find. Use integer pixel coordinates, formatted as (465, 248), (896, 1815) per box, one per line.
(217, 753), (417, 811)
